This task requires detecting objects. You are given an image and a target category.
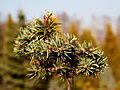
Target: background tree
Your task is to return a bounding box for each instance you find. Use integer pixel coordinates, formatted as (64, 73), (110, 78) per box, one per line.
(102, 24), (120, 81)
(0, 24), (2, 56)
(5, 14), (17, 55)
(116, 16), (120, 44)
(57, 12), (69, 33)
(14, 12), (107, 90)
(18, 10), (25, 27)
(68, 20), (79, 38)
(0, 23), (3, 85)
(80, 28), (97, 46)
(0, 14), (35, 90)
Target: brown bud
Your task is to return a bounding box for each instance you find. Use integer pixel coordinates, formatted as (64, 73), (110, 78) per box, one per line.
(48, 46), (53, 50)
(15, 41), (21, 44)
(80, 48), (86, 52)
(28, 33), (34, 36)
(77, 55), (80, 58)
(34, 58), (39, 63)
(31, 50), (34, 53)
(43, 15), (46, 19)
(51, 68), (55, 71)
(47, 68), (51, 71)
(43, 15), (47, 26)
(34, 69), (38, 73)
(84, 65), (87, 68)
(96, 69), (100, 72)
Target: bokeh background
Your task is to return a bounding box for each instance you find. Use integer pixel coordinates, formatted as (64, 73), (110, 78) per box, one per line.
(0, 0), (120, 90)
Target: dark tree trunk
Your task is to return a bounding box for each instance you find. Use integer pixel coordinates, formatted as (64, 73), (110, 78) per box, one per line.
(66, 77), (74, 90)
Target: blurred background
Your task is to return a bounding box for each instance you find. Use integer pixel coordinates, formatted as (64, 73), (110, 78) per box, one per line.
(0, 0), (120, 90)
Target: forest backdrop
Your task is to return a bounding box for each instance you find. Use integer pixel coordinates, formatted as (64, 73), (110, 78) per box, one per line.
(0, 10), (120, 90)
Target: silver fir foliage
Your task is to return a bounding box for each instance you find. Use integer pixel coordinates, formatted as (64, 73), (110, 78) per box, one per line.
(14, 12), (107, 80)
